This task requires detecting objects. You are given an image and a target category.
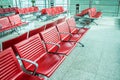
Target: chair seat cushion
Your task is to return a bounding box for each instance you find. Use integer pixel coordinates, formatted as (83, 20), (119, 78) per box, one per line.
(26, 54), (65, 77)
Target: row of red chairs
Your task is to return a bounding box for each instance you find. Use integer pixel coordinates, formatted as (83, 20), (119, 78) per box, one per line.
(15, 6), (39, 14)
(1, 17), (89, 80)
(75, 7), (102, 19)
(0, 7), (18, 14)
(75, 7), (102, 25)
(41, 6), (67, 16)
(0, 14), (28, 33)
(88, 8), (102, 18)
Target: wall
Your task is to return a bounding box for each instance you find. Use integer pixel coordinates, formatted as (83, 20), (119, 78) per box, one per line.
(0, 0), (13, 8)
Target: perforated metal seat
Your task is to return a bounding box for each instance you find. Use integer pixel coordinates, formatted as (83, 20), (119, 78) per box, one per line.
(0, 48), (44, 80)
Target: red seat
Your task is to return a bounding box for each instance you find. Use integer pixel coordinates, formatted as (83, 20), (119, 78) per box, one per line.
(0, 48), (44, 80)
(8, 14), (27, 27)
(67, 17), (89, 34)
(14, 34), (65, 77)
(45, 21), (56, 30)
(76, 8), (90, 17)
(51, 8), (57, 16)
(4, 8), (10, 13)
(29, 7), (35, 13)
(56, 22), (81, 42)
(0, 8), (4, 14)
(15, 8), (25, 14)
(24, 8), (30, 14)
(29, 25), (45, 37)
(34, 6), (39, 12)
(9, 7), (17, 12)
(41, 8), (47, 15)
(46, 8), (52, 16)
(40, 26), (75, 55)
(66, 18), (89, 42)
(88, 8), (102, 18)
(0, 17), (12, 32)
(2, 32), (28, 54)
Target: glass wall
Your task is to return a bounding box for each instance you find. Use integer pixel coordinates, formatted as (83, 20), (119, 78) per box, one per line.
(69, 0), (120, 17)
(9, 0), (120, 17)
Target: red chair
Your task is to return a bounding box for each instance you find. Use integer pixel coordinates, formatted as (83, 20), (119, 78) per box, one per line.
(46, 8), (52, 16)
(75, 8), (90, 17)
(88, 8), (102, 25)
(24, 8), (29, 14)
(56, 22), (81, 41)
(40, 26), (75, 55)
(29, 25), (45, 37)
(14, 34), (65, 77)
(4, 8), (10, 13)
(0, 47), (44, 80)
(45, 21), (56, 30)
(0, 8), (4, 14)
(34, 6), (39, 12)
(41, 8), (47, 15)
(29, 7), (35, 13)
(8, 14), (28, 27)
(2, 32), (28, 54)
(15, 8), (23, 14)
(88, 8), (102, 18)
(0, 17), (12, 32)
(67, 17), (89, 34)
(66, 17), (89, 46)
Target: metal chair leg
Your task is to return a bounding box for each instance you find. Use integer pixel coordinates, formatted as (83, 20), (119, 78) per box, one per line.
(78, 42), (84, 47)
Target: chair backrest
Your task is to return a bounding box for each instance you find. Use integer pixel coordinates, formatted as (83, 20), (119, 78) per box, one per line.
(29, 7), (35, 13)
(24, 8), (29, 14)
(8, 14), (22, 26)
(2, 32), (28, 54)
(40, 26), (60, 51)
(29, 25), (45, 37)
(4, 8), (10, 13)
(56, 22), (70, 40)
(59, 6), (64, 12)
(0, 48), (22, 80)
(66, 17), (77, 32)
(0, 8), (4, 14)
(51, 8), (56, 16)
(46, 8), (52, 15)
(9, 7), (16, 12)
(41, 8), (47, 15)
(45, 21), (56, 30)
(34, 6), (39, 12)
(14, 34), (46, 68)
(15, 8), (24, 14)
(0, 17), (11, 32)
(88, 8), (97, 18)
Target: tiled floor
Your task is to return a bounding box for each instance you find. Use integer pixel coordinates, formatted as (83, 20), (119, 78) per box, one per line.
(0, 16), (120, 80)
(48, 17), (120, 80)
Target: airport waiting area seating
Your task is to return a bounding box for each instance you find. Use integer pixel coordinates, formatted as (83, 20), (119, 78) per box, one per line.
(0, 47), (45, 80)
(1, 16), (89, 79)
(0, 7), (18, 14)
(0, 14), (28, 36)
(15, 6), (39, 15)
(40, 6), (67, 20)
(75, 7), (102, 25)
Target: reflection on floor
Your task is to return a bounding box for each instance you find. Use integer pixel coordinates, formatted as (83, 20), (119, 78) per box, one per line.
(0, 16), (120, 80)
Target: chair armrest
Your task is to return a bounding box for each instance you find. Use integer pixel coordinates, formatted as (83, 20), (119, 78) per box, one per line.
(0, 24), (2, 29)
(43, 42), (60, 53)
(17, 58), (38, 75)
(59, 32), (73, 41)
(59, 32), (73, 36)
